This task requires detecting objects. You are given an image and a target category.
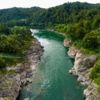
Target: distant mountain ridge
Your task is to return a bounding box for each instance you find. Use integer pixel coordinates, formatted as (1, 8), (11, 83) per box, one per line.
(0, 2), (99, 27)
(0, 7), (45, 23)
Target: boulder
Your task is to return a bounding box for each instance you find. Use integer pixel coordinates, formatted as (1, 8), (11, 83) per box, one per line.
(64, 39), (72, 47)
(68, 47), (78, 58)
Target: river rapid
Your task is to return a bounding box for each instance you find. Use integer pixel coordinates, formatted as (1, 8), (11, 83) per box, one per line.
(18, 30), (84, 100)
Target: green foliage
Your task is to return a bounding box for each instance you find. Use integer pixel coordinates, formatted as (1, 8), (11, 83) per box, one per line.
(0, 27), (32, 54)
(92, 14), (100, 29)
(54, 24), (68, 33)
(90, 60), (100, 79)
(38, 2), (100, 87)
(0, 25), (33, 68)
(0, 7), (44, 23)
(0, 23), (10, 35)
(90, 60), (100, 88)
(0, 54), (22, 68)
(0, 2), (99, 85)
(82, 29), (100, 50)
(0, 2), (99, 28)
(28, 2), (100, 28)
(66, 23), (86, 41)
(0, 56), (6, 68)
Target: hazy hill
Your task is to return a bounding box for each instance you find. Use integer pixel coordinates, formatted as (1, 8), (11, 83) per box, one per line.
(0, 7), (45, 23)
(0, 2), (99, 27)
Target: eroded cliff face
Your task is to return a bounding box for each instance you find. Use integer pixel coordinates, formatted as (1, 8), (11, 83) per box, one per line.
(64, 39), (100, 100)
(0, 40), (43, 100)
(68, 47), (96, 86)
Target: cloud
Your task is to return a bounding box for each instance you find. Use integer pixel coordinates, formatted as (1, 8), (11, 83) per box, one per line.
(0, 0), (99, 9)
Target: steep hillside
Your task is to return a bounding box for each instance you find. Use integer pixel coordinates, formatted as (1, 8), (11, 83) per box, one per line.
(0, 2), (99, 28)
(29, 2), (100, 27)
(0, 7), (45, 23)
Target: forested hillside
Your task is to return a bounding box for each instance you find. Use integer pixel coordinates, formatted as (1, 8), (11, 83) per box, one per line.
(28, 2), (100, 89)
(0, 2), (99, 28)
(0, 1), (100, 89)
(29, 2), (100, 27)
(0, 7), (45, 26)
(0, 24), (33, 68)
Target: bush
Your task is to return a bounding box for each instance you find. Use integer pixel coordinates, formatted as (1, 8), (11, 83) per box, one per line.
(90, 59), (100, 87)
(67, 22), (87, 41)
(0, 57), (6, 68)
(0, 25), (33, 68)
(0, 23), (10, 35)
(82, 29), (100, 49)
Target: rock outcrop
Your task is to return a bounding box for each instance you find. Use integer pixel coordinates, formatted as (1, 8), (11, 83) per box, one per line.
(65, 42), (100, 100)
(64, 39), (72, 47)
(84, 83), (100, 100)
(68, 48), (97, 86)
(0, 40), (43, 100)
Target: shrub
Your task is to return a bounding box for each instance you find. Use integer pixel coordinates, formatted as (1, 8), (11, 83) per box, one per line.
(82, 29), (100, 49)
(90, 59), (100, 87)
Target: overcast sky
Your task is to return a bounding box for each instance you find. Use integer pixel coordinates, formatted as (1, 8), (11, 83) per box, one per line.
(0, 0), (100, 9)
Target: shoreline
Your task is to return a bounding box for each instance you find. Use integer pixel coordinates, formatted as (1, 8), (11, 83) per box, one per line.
(47, 29), (66, 37)
(0, 39), (44, 100)
(40, 29), (100, 100)
(64, 39), (100, 100)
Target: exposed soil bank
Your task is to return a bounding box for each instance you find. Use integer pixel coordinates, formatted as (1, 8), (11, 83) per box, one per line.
(0, 40), (43, 100)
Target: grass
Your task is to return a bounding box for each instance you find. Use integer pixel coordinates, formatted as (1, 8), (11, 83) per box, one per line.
(0, 69), (16, 75)
(0, 53), (23, 68)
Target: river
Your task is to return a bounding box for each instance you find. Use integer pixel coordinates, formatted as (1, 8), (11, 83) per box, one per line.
(18, 30), (84, 100)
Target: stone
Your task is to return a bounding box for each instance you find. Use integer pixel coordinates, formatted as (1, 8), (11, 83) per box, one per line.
(0, 40), (43, 100)
(68, 45), (98, 100)
(68, 47), (78, 58)
(64, 39), (72, 47)
(0, 97), (4, 100)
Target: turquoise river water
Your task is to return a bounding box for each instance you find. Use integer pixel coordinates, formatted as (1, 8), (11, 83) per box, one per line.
(18, 30), (84, 100)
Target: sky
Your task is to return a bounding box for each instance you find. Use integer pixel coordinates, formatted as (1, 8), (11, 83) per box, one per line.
(0, 0), (100, 9)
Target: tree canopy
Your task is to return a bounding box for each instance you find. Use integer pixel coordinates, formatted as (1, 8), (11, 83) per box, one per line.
(0, 24), (33, 68)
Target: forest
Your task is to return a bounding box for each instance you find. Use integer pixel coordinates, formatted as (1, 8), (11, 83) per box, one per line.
(0, 24), (33, 68)
(0, 2), (100, 88)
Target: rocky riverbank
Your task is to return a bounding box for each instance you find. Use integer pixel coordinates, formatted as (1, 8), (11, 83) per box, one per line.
(64, 39), (100, 100)
(0, 40), (44, 100)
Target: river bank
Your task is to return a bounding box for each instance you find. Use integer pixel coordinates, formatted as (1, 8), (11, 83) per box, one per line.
(19, 30), (85, 100)
(64, 39), (100, 100)
(0, 39), (43, 100)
